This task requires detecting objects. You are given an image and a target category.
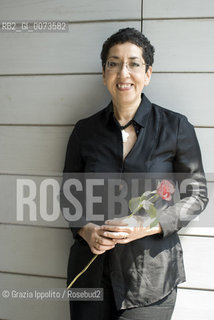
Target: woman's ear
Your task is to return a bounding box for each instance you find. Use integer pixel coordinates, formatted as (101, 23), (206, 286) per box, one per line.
(144, 66), (152, 86)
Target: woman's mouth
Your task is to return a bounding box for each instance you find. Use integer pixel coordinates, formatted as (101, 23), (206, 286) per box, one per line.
(116, 83), (133, 90)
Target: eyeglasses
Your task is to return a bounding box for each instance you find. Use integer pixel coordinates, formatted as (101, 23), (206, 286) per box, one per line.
(105, 59), (147, 73)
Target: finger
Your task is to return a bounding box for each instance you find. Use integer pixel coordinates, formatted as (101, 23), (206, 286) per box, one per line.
(102, 231), (129, 239)
(105, 219), (128, 226)
(91, 247), (106, 255)
(116, 238), (130, 244)
(96, 235), (116, 245)
(91, 239), (107, 254)
(94, 235), (116, 248)
(94, 242), (115, 252)
(101, 225), (130, 233)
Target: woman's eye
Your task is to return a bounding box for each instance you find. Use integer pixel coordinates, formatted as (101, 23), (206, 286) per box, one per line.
(108, 61), (118, 67)
(130, 62), (140, 68)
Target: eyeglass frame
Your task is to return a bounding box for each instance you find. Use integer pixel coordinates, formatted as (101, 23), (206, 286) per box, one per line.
(103, 58), (148, 73)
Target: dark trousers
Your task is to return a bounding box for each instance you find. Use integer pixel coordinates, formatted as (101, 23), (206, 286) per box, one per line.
(69, 255), (177, 320)
(69, 288), (177, 320)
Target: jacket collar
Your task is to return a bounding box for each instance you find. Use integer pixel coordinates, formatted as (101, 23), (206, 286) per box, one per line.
(133, 93), (152, 128)
(105, 93), (152, 127)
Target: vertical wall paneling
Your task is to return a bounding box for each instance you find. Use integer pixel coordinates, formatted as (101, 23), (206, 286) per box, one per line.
(142, 2), (214, 319)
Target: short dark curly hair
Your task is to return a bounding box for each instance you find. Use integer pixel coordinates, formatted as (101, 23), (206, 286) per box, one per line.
(100, 27), (155, 72)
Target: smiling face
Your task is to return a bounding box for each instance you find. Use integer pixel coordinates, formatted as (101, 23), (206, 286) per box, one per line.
(103, 42), (152, 109)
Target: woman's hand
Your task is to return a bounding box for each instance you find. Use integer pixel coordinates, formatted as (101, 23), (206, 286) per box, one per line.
(101, 216), (162, 244)
(78, 223), (116, 255)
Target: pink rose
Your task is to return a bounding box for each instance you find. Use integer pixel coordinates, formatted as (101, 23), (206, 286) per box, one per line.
(157, 180), (175, 201)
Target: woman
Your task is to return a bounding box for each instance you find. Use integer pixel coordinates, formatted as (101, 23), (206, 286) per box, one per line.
(61, 28), (208, 320)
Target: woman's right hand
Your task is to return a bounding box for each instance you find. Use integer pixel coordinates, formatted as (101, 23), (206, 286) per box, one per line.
(78, 223), (116, 255)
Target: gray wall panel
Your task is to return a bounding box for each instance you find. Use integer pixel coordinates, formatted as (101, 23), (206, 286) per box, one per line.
(0, 0), (141, 21)
(0, 22), (140, 75)
(144, 0), (214, 18)
(143, 19), (214, 72)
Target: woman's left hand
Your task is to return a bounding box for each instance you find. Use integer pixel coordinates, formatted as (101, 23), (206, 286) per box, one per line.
(101, 216), (162, 244)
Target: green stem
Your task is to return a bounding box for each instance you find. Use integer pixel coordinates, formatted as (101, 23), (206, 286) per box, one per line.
(128, 204), (143, 218)
(148, 194), (159, 202)
(67, 254), (98, 289)
(150, 218), (159, 229)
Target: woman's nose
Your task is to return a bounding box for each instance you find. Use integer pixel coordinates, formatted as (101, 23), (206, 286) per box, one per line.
(118, 63), (130, 77)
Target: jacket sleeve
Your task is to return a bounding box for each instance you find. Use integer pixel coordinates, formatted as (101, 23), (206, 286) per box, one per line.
(158, 116), (209, 237)
(60, 121), (84, 239)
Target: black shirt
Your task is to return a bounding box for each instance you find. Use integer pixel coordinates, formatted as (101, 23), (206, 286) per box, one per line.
(61, 94), (208, 309)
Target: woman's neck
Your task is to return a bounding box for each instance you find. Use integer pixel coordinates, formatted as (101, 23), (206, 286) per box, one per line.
(113, 98), (141, 125)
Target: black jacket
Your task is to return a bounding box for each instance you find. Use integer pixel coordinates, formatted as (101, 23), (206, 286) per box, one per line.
(61, 94), (208, 309)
